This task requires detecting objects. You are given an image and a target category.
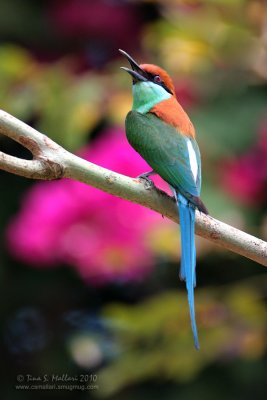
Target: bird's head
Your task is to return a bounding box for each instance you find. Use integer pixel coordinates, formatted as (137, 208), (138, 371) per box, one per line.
(120, 49), (176, 113)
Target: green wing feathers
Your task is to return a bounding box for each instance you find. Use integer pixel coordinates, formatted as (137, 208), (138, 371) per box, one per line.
(126, 110), (202, 200)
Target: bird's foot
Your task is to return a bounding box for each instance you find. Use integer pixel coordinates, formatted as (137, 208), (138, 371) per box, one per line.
(137, 171), (156, 189)
(138, 176), (155, 189)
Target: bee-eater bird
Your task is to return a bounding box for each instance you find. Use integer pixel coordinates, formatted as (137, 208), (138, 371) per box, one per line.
(120, 49), (208, 349)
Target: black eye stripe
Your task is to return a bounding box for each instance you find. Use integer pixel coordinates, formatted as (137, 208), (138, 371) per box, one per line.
(146, 72), (173, 95)
(162, 84), (173, 95)
(159, 82), (172, 94)
(149, 74), (173, 94)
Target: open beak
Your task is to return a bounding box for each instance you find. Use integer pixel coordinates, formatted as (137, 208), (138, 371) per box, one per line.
(119, 49), (148, 83)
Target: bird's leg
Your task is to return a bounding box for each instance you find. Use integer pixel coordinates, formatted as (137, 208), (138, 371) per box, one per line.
(136, 170), (156, 188)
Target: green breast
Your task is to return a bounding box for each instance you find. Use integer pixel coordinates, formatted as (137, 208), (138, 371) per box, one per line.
(125, 110), (201, 197)
(126, 110), (180, 168)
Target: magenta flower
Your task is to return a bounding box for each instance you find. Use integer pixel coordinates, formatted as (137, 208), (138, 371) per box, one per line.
(7, 128), (168, 285)
(220, 156), (265, 205)
(220, 118), (267, 206)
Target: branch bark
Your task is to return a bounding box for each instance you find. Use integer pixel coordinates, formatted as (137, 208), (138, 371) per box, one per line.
(0, 109), (267, 267)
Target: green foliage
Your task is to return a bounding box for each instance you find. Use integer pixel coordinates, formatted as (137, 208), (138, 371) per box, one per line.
(99, 280), (267, 397)
(0, 45), (104, 151)
(193, 87), (267, 159)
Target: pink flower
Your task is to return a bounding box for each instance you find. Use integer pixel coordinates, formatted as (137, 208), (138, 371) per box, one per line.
(220, 118), (267, 206)
(6, 128), (168, 285)
(220, 155), (265, 205)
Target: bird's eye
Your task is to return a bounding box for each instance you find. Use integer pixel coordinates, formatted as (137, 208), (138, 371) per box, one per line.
(154, 75), (162, 84)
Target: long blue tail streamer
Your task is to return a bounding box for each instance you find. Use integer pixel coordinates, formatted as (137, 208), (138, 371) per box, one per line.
(177, 192), (199, 350)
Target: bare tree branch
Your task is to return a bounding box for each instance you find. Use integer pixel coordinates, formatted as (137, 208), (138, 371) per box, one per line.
(0, 109), (267, 267)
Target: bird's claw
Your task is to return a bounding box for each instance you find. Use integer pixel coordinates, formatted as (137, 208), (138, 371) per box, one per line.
(137, 174), (155, 189)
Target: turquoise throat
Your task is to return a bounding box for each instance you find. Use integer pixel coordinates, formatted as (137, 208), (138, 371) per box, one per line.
(132, 81), (171, 114)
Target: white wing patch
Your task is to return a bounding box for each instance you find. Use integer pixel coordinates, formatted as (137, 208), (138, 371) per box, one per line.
(186, 139), (198, 183)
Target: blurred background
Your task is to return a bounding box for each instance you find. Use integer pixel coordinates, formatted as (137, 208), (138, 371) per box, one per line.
(0, 0), (267, 399)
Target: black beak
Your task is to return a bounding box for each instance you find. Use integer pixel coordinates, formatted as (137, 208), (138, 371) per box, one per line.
(119, 49), (148, 83)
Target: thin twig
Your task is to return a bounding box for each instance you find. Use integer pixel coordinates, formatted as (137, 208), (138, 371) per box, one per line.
(0, 110), (266, 267)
